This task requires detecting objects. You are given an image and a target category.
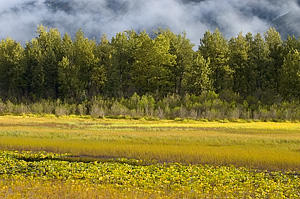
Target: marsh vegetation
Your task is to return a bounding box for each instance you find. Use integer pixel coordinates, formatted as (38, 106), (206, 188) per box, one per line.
(0, 116), (300, 198)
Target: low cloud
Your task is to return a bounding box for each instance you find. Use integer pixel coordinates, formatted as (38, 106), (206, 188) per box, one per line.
(0, 0), (299, 45)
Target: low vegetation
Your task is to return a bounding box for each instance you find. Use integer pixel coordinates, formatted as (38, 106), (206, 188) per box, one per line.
(1, 150), (299, 198)
(2, 92), (300, 121)
(1, 116), (300, 198)
(1, 116), (300, 170)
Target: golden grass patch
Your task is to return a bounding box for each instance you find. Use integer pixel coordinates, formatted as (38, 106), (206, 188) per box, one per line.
(0, 116), (300, 170)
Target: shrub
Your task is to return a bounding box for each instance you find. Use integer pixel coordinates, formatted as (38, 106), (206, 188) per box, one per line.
(55, 105), (70, 117)
(14, 103), (29, 115)
(31, 102), (44, 115)
(5, 100), (14, 114)
(90, 103), (105, 118)
(0, 100), (6, 114)
(41, 100), (55, 114)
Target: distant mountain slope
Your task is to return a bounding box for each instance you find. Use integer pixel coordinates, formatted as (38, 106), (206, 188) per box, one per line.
(45, 0), (300, 39)
(1, 0), (300, 44)
(272, 10), (300, 39)
(45, 0), (71, 12)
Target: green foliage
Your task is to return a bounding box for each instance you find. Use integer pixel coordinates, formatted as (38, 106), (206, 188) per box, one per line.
(108, 31), (135, 98)
(0, 38), (26, 101)
(264, 28), (283, 93)
(280, 50), (300, 99)
(247, 33), (269, 96)
(132, 31), (176, 96)
(199, 29), (233, 92)
(229, 32), (250, 96)
(25, 25), (63, 100)
(156, 29), (195, 95)
(1, 25), (300, 119)
(1, 150), (300, 198)
(185, 53), (213, 95)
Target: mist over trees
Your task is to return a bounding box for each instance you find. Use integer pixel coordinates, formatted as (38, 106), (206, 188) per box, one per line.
(1, 25), (300, 120)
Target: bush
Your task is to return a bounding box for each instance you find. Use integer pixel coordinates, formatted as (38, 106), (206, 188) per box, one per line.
(14, 104), (29, 115)
(0, 101), (6, 114)
(1, 92), (300, 121)
(31, 102), (44, 115)
(77, 103), (88, 115)
(42, 100), (55, 114)
(90, 103), (105, 118)
(55, 105), (70, 117)
(109, 101), (130, 117)
(5, 100), (14, 114)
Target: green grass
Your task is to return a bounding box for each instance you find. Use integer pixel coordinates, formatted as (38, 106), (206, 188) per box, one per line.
(0, 116), (300, 170)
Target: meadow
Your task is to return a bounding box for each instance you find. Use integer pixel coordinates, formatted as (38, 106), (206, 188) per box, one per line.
(0, 115), (300, 198)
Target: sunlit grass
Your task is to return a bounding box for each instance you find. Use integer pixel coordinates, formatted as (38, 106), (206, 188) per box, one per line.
(0, 115), (300, 170)
(0, 178), (156, 199)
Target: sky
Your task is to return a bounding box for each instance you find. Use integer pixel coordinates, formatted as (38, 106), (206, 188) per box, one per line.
(0, 0), (299, 46)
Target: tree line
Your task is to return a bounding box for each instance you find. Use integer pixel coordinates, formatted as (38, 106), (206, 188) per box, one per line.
(1, 25), (300, 120)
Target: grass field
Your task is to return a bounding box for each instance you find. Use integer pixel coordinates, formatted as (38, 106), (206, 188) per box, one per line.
(1, 115), (300, 170)
(0, 116), (300, 198)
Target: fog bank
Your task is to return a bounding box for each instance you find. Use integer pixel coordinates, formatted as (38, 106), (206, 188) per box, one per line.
(0, 0), (299, 45)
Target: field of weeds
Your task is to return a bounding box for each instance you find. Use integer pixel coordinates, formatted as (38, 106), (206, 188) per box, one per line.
(0, 116), (300, 198)
(1, 150), (300, 198)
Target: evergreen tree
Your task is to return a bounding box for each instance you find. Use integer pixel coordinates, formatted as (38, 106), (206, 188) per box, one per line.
(0, 38), (26, 100)
(248, 33), (269, 93)
(199, 29), (233, 92)
(36, 25), (62, 99)
(283, 35), (300, 53)
(185, 52), (213, 95)
(279, 50), (300, 99)
(25, 25), (63, 100)
(57, 32), (80, 101)
(25, 38), (45, 100)
(264, 28), (283, 94)
(58, 30), (104, 102)
(109, 31), (135, 97)
(132, 31), (176, 96)
(94, 34), (111, 96)
(228, 32), (250, 97)
(74, 29), (98, 99)
(156, 29), (195, 95)
(58, 32), (82, 101)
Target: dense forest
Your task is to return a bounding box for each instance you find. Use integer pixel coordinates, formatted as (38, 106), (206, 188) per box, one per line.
(1, 25), (300, 120)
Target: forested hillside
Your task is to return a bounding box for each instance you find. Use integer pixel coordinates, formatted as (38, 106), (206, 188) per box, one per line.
(1, 26), (300, 120)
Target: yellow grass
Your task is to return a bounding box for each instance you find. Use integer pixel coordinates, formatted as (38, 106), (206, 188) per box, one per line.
(0, 178), (159, 199)
(0, 115), (300, 170)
